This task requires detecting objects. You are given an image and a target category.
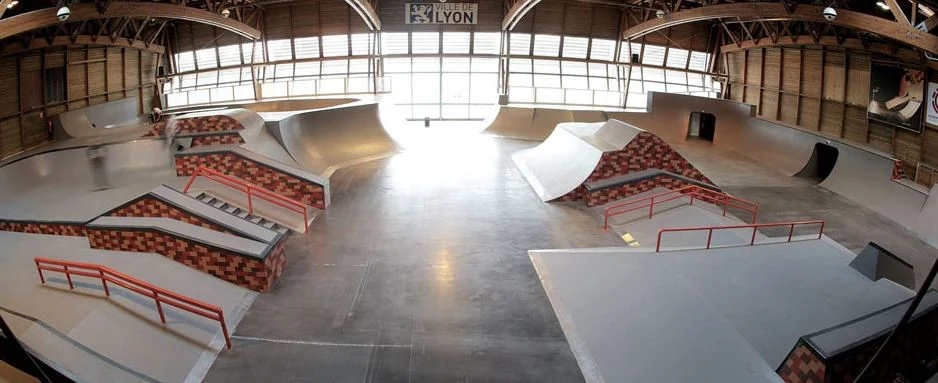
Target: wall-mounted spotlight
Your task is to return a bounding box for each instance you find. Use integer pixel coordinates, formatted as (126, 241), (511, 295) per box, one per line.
(221, 8), (231, 18)
(656, 10), (666, 18)
(822, 6), (837, 21)
(876, 1), (890, 11)
(56, 6), (71, 22)
(7, 0), (19, 9)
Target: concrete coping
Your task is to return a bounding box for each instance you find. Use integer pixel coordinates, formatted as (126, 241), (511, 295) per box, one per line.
(87, 216), (270, 260)
(149, 185), (278, 244)
(805, 289), (938, 358)
(584, 168), (719, 192)
(177, 145), (328, 186)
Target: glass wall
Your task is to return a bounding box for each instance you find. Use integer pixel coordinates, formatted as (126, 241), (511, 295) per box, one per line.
(162, 30), (721, 115)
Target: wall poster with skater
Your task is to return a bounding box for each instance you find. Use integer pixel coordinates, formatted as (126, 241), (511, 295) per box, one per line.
(868, 61), (926, 133)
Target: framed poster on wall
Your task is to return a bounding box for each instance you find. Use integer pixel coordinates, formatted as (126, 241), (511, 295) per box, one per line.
(868, 61), (926, 133)
(927, 82), (938, 127)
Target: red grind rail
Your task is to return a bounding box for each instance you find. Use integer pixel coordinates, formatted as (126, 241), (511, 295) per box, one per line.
(655, 220), (825, 252)
(603, 185), (759, 231)
(183, 166), (309, 233)
(33, 257), (232, 349)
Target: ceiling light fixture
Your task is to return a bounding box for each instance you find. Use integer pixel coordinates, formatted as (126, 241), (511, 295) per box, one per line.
(7, 0), (18, 9)
(876, 1), (890, 11)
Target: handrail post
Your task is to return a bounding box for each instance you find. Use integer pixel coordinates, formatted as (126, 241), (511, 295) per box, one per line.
(819, 221), (825, 239)
(603, 212), (609, 231)
(100, 270), (110, 296)
(689, 193), (694, 206)
(247, 187), (254, 214)
(752, 207), (759, 224)
(750, 226), (757, 245)
(154, 292), (167, 324)
(656, 231), (663, 252)
(648, 196), (655, 219)
(787, 224), (795, 242)
(303, 208), (309, 234)
(218, 311), (232, 350)
(183, 167), (200, 192)
(64, 265), (74, 290)
(36, 261), (45, 284)
(706, 228), (713, 249)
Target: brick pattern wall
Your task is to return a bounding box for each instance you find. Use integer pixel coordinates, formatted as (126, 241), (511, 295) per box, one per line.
(777, 342), (826, 383)
(175, 151), (326, 210)
(555, 132), (713, 204)
(86, 227), (283, 292)
(108, 197), (237, 236)
(191, 133), (245, 147)
(0, 220), (86, 236)
(144, 121), (166, 137)
(582, 176), (696, 207)
(175, 116), (245, 134)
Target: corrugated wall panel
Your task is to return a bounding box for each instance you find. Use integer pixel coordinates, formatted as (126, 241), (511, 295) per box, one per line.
(822, 50), (844, 101)
(798, 97), (819, 131)
(780, 48), (800, 93)
(801, 49), (822, 98)
(843, 106), (868, 143)
(846, 53), (870, 106)
(819, 100), (842, 136)
(779, 93), (798, 124)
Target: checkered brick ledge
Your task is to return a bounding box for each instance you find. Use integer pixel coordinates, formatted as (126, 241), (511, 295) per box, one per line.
(175, 150), (327, 210)
(87, 226), (285, 292)
(145, 115), (247, 137)
(190, 132), (246, 147)
(776, 303), (938, 382)
(105, 195), (240, 237)
(554, 132), (713, 205)
(0, 219), (86, 236)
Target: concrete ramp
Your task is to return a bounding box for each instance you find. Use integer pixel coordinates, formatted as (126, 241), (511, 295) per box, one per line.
(514, 119), (712, 203)
(263, 103), (401, 178)
(485, 106), (609, 141)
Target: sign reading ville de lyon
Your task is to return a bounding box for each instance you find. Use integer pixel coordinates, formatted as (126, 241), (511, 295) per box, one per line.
(406, 3), (478, 24)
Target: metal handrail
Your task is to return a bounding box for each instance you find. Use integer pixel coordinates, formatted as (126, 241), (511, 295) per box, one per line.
(183, 166), (309, 233)
(603, 185), (759, 231)
(33, 257), (232, 349)
(655, 220), (825, 252)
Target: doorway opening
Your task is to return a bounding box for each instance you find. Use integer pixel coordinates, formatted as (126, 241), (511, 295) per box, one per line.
(687, 111), (716, 142)
(796, 142), (839, 181)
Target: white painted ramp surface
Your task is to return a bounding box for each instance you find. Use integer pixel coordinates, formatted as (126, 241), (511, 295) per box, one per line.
(530, 239), (913, 383)
(263, 103), (401, 177)
(0, 232), (257, 383)
(485, 106), (610, 141)
(53, 97), (152, 140)
(512, 124), (603, 201)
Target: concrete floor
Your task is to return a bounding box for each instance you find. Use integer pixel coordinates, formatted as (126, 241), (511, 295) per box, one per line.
(205, 136), (621, 382)
(199, 134), (937, 382)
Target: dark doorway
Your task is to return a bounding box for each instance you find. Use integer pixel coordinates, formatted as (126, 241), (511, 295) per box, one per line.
(687, 112), (716, 142)
(815, 143), (838, 179)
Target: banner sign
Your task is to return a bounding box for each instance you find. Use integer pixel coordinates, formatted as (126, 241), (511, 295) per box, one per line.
(406, 3), (478, 24)
(928, 82), (938, 127)
(868, 61), (925, 133)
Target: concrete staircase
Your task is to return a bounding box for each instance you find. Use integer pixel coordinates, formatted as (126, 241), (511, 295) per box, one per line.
(194, 193), (289, 235)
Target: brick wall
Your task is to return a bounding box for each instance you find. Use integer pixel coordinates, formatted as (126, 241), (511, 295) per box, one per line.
(556, 132), (713, 205)
(191, 133), (245, 147)
(86, 227), (284, 292)
(0, 220), (86, 236)
(107, 196), (237, 236)
(777, 341), (826, 383)
(175, 151), (326, 210)
(145, 115), (245, 137)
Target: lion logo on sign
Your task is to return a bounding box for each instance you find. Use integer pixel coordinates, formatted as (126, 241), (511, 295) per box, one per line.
(410, 4), (432, 23)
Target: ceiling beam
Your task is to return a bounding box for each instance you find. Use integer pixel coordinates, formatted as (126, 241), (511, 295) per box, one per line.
(342, 0), (380, 30)
(719, 35), (938, 70)
(503, 0), (544, 30)
(0, 0), (12, 19)
(885, 0), (911, 25)
(622, 3), (938, 54)
(917, 15), (938, 31)
(0, 2), (262, 41)
(1, 35), (165, 56)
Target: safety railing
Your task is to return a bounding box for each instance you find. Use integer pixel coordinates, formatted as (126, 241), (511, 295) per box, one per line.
(603, 185), (759, 231)
(33, 257), (232, 349)
(183, 166), (309, 233)
(655, 220), (825, 252)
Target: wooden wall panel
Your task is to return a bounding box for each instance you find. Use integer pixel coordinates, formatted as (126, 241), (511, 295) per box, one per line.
(21, 112), (45, 148)
(0, 118), (21, 156)
(745, 85), (760, 106)
(819, 100), (842, 136)
(531, 1), (564, 35)
(763, 48), (780, 90)
(761, 90), (778, 119)
(846, 54), (869, 106)
(779, 93), (798, 124)
(780, 48), (800, 93)
(843, 106), (868, 143)
(801, 49), (822, 98)
(563, 4), (593, 38)
(745, 49), (761, 86)
(730, 83), (744, 102)
(821, 51), (844, 101)
(728, 52), (744, 80)
(291, 3), (321, 38)
(590, 6), (619, 40)
(125, 51), (139, 88)
(798, 98), (819, 131)
(895, 128), (921, 165)
(107, 48), (124, 92)
(867, 121), (894, 153)
(0, 57), (18, 117)
(265, 6), (293, 40)
(320, 1), (351, 35)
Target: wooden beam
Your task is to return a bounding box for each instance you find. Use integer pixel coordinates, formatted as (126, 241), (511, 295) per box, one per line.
(503, 0), (544, 30)
(917, 15), (938, 31)
(0, 35), (165, 57)
(622, 3), (938, 54)
(885, 0), (911, 25)
(0, 2), (261, 41)
(720, 35), (938, 70)
(342, 0), (381, 30)
(0, 0), (12, 19)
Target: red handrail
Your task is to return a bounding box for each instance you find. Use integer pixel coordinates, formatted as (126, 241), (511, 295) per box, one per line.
(33, 257), (232, 349)
(183, 166), (309, 233)
(655, 220), (825, 252)
(603, 185), (759, 231)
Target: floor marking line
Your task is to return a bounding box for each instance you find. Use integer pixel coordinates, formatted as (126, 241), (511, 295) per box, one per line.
(231, 335), (412, 348)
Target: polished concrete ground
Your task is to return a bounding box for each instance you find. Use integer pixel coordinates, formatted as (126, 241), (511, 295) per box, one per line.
(205, 136), (621, 382)
(204, 134), (938, 382)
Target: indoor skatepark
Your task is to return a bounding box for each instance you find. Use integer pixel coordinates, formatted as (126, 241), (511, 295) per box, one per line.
(1, 1), (938, 383)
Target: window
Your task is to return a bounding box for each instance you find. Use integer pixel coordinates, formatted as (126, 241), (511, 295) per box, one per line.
(176, 51), (196, 72)
(590, 39), (615, 61)
(689, 52), (709, 72)
(665, 48), (689, 69)
(562, 37), (589, 59)
(442, 32), (470, 54)
(641, 44), (665, 66)
(509, 33), (531, 55)
(412, 32), (440, 54)
(218, 45), (241, 67)
(321, 35), (349, 57)
(473, 33), (500, 55)
(267, 39), (292, 62)
(294, 37), (320, 59)
(241, 42), (264, 63)
(350, 34), (371, 56)
(382, 33), (409, 54)
(533, 35), (560, 57)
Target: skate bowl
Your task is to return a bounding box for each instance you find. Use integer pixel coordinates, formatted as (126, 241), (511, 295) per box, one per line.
(485, 106), (609, 141)
(513, 119), (713, 204)
(264, 102), (401, 178)
(52, 97), (152, 140)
